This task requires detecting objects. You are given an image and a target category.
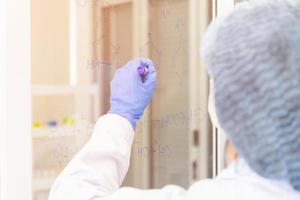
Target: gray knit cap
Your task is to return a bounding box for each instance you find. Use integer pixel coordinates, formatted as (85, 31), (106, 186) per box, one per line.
(201, 0), (300, 191)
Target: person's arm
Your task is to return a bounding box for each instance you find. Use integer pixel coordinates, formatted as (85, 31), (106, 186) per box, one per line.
(48, 113), (187, 200)
(49, 58), (187, 200)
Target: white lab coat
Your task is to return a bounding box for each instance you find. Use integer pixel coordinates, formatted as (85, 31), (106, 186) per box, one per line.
(49, 114), (300, 200)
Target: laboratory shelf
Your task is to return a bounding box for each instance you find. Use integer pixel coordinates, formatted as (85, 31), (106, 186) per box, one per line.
(32, 126), (93, 139)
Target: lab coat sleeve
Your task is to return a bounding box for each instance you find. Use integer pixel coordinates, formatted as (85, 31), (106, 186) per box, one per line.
(49, 114), (187, 200)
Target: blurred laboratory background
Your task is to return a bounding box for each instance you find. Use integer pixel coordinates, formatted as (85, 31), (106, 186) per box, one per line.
(29, 0), (240, 199)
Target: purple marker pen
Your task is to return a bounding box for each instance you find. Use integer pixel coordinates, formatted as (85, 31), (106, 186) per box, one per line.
(137, 62), (149, 76)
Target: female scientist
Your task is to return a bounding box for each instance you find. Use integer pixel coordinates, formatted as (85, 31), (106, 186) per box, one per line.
(49, 0), (300, 199)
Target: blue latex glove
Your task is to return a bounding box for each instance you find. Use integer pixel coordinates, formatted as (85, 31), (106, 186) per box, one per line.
(108, 58), (156, 128)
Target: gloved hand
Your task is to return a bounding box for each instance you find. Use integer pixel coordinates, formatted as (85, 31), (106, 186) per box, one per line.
(108, 58), (156, 128)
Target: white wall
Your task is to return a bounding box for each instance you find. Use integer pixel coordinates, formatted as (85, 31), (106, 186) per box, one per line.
(0, 0), (7, 198)
(0, 0), (32, 199)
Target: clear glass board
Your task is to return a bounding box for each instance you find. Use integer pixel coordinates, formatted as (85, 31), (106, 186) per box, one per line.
(31, 0), (214, 199)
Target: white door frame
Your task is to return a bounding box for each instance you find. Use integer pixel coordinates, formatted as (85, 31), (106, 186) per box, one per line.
(212, 0), (235, 177)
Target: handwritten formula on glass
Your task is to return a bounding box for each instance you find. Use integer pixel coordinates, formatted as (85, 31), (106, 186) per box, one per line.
(133, 140), (172, 158)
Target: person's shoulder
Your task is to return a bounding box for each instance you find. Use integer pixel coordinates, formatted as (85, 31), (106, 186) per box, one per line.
(187, 179), (236, 200)
(186, 160), (244, 199)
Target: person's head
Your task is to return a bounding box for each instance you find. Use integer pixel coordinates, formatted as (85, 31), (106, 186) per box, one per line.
(202, 0), (300, 191)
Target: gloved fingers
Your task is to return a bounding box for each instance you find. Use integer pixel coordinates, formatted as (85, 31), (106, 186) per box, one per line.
(131, 58), (155, 86)
(123, 58), (153, 72)
(117, 58), (156, 86)
(123, 59), (140, 71)
(142, 64), (156, 86)
(139, 58), (154, 68)
(111, 68), (123, 85)
(112, 61), (135, 82)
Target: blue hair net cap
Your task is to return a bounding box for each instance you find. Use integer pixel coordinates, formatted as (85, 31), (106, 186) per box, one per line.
(202, 0), (300, 191)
